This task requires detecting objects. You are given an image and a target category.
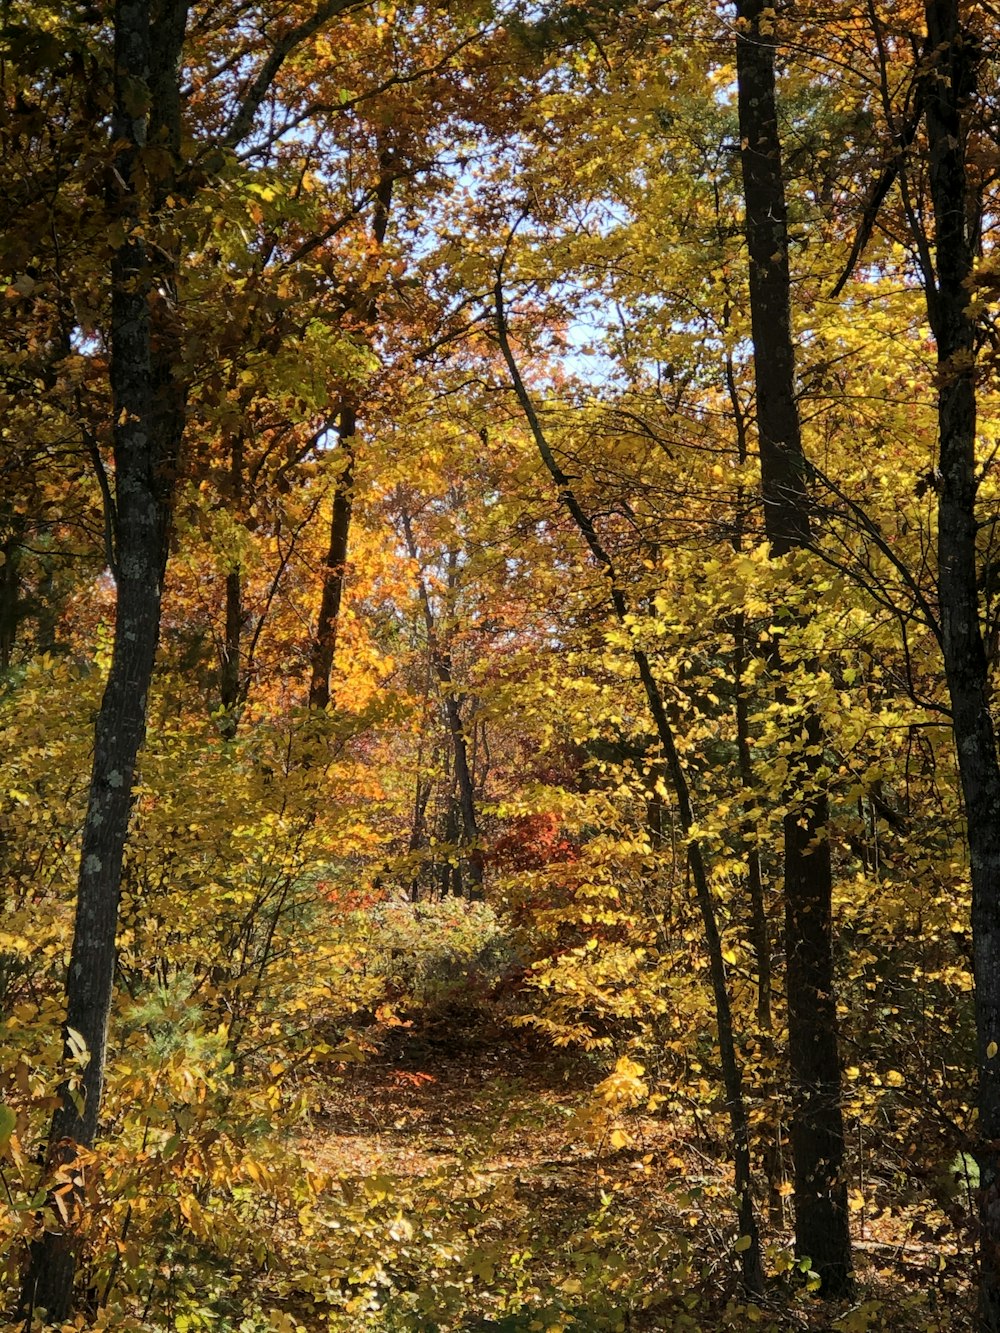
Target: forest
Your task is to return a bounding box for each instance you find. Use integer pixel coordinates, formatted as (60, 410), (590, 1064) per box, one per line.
(1, 0), (999, 1328)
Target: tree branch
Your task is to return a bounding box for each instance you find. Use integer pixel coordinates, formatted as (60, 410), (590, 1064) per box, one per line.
(830, 17), (925, 298)
(221, 0), (371, 150)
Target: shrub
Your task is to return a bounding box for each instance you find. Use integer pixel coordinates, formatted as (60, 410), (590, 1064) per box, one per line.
(355, 899), (520, 1019)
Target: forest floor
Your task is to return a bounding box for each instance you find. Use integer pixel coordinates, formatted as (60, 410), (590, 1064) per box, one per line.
(291, 1016), (973, 1333)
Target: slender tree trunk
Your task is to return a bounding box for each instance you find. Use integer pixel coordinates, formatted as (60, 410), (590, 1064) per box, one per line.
(308, 163), (393, 710)
(919, 5), (1000, 1325)
(409, 773), (431, 900)
(734, 2), (811, 551)
(443, 689), (483, 895)
(219, 568), (242, 738)
(496, 280), (764, 1295)
(735, 0), (852, 1293)
(0, 527), (20, 672)
(21, 0), (189, 1317)
(308, 403), (356, 709)
(219, 434), (244, 739)
(401, 512), (483, 896)
(436, 763), (462, 898)
(407, 663), (434, 899)
(733, 615), (772, 1032)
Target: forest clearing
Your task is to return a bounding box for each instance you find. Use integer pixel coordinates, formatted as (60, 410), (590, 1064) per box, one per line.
(1, 0), (999, 1327)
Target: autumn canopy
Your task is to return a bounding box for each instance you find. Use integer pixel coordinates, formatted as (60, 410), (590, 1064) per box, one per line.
(1, 0), (999, 1329)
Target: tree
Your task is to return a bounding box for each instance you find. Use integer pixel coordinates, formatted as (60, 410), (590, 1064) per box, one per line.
(21, 0), (366, 1316)
(21, 1), (189, 1313)
(309, 156), (395, 710)
(915, 2), (1000, 1324)
(495, 259), (765, 1295)
(399, 504), (484, 897)
(734, 0), (853, 1293)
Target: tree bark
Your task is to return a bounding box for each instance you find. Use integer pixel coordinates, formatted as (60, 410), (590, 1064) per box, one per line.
(219, 567), (243, 737)
(443, 688), (482, 895)
(308, 403), (356, 709)
(0, 524), (22, 672)
(219, 434), (245, 738)
(735, 0), (852, 1294)
(919, 5), (1000, 1326)
(21, 0), (189, 1318)
(19, 0), (373, 1314)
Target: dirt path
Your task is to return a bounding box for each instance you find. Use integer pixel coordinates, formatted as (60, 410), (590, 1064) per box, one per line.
(286, 1029), (971, 1331)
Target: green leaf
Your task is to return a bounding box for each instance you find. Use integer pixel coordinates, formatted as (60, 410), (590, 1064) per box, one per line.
(0, 1104), (16, 1154)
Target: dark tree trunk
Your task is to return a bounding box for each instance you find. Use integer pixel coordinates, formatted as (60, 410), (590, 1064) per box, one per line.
(308, 403), (356, 709)
(406, 668), (434, 899)
(919, 5), (1000, 1326)
(443, 687), (483, 896)
(781, 747), (848, 1278)
(0, 527), (21, 672)
(20, 0), (189, 1318)
(308, 164), (393, 711)
(409, 773), (431, 900)
(218, 434), (244, 739)
(219, 567), (242, 738)
(735, 0), (852, 1294)
(20, 0), (371, 1315)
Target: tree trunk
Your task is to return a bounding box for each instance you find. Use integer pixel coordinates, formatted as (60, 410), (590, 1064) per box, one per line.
(308, 403), (356, 709)
(0, 527), (21, 672)
(735, 0), (852, 1294)
(308, 162), (393, 710)
(219, 433), (244, 739)
(401, 512), (483, 897)
(443, 688), (483, 896)
(919, 5), (1000, 1326)
(20, 0), (189, 1318)
(20, 0), (374, 1312)
(219, 567), (243, 739)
